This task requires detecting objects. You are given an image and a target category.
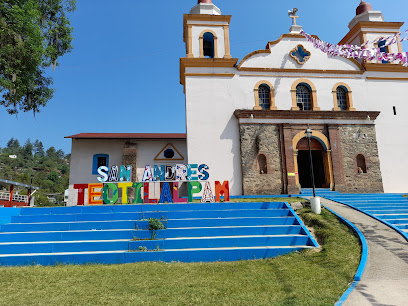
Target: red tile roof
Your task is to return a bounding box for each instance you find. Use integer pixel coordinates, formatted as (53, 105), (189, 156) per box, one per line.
(65, 133), (187, 139)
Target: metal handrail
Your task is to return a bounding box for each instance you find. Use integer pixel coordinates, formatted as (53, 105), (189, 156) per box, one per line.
(0, 192), (28, 202)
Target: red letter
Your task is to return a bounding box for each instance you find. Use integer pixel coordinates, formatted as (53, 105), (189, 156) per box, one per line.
(143, 183), (158, 204)
(74, 184), (88, 206)
(215, 181), (230, 202)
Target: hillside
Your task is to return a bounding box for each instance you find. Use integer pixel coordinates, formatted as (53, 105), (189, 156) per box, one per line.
(0, 138), (70, 206)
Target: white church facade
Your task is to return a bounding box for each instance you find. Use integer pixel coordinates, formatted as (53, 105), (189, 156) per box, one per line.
(66, 0), (408, 205)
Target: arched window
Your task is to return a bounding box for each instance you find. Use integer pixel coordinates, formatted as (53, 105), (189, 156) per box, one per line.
(332, 83), (355, 111)
(296, 84), (312, 111)
(258, 154), (267, 174)
(258, 85), (271, 110)
(336, 87), (348, 111)
(356, 154), (367, 174)
(203, 32), (215, 58)
(254, 81), (277, 110)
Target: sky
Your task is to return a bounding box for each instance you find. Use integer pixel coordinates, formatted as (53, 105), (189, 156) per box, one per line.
(1, 0), (408, 154)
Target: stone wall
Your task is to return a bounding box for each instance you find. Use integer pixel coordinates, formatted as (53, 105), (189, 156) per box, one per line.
(121, 142), (138, 203)
(339, 125), (383, 193)
(239, 124), (283, 194)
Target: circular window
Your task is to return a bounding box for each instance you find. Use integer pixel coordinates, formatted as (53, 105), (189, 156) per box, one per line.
(164, 149), (175, 159)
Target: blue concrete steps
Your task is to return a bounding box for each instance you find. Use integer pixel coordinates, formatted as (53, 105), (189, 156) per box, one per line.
(11, 208), (291, 223)
(0, 201), (318, 266)
(1, 220), (138, 232)
(300, 189), (340, 197)
(17, 202), (287, 215)
(0, 246), (314, 266)
(323, 193), (408, 239)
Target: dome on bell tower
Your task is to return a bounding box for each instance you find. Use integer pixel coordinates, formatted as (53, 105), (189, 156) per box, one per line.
(356, 0), (373, 16)
(190, 0), (221, 15)
(347, 0), (384, 30)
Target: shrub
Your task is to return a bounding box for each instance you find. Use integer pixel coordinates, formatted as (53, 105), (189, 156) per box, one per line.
(138, 246), (147, 252)
(148, 218), (166, 240)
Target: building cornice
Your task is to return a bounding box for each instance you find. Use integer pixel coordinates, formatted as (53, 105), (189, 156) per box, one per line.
(237, 33), (364, 71)
(180, 57), (238, 85)
(266, 33), (321, 48)
(234, 110), (380, 121)
(183, 14), (232, 43)
(363, 63), (408, 73)
(65, 133), (187, 140)
(339, 21), (404, 45)
(237, 67), (364, 75)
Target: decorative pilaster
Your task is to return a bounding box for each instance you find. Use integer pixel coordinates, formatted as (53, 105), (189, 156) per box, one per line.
(328, 125), (346, 191)
(283, 125), (300, 194)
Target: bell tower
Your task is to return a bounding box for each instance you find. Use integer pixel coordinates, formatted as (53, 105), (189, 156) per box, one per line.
(183, 0), (232, 59)
(339, 1), (403, 56)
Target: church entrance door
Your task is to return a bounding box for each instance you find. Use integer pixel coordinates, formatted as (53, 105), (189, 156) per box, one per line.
(296, 138), (328, 188)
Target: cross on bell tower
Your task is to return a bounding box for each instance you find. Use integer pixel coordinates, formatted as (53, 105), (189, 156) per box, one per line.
(288, 8), (303, 34)
(288, 8), (299, 25)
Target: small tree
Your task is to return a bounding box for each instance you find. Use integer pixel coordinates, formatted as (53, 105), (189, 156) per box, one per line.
(34, 139), (45, 157)
(148, 218), (165, 240)
(0, 0), (77, 114)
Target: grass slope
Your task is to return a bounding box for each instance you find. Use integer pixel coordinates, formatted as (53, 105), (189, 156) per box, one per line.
(0, 207), (360, 305)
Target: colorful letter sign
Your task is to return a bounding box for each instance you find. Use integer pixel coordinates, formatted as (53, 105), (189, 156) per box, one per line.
(76, 162), (230, 205)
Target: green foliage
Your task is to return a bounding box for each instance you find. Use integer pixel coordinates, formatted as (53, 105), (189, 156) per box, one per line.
(148, 218), (166, 240)
(47, 170), (59, 183)
(6, 137), (20, 152)
(0, 0), (76, 114)
(138, 246), (147, 252)
(35, 193), (51, 207)
(33, 139), (45, 157)
(0, 137), (70, 206)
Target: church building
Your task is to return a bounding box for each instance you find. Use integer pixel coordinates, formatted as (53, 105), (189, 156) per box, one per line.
(66, 0), (408, 205)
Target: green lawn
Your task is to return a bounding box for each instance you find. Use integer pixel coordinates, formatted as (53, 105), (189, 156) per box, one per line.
(0, 206), (361, 306)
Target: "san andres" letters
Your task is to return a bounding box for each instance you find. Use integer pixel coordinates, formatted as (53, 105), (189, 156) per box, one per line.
(73, 164), (229, 205)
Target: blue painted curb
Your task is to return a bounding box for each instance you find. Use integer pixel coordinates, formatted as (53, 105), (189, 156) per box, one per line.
(285, 202), (319, 248)
(323, 205), (368, 306)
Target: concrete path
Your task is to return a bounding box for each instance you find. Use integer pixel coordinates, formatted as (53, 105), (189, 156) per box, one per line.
(321, 198), (408, 306)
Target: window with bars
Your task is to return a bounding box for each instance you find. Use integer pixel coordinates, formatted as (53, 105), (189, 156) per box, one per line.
(336, 87), (348, 110)
(378, 40), (389, 63)
(296, 84), (312, 111)
(97, 156), (107, 168)
(258, 85), (271, 110)
(92, 154), (109, 174)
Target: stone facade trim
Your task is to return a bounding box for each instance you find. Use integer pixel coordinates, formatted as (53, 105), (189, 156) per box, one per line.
(234, 110), (380, 121)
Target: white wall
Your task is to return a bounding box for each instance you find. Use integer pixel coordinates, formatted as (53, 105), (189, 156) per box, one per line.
(363, 78), (408, 192)
(185, 34), (408, 195)
(69, 139), (125, 185)
(241, 38), (361, 71)
(185, 76), (243, 195)
(135, 140), (187, 181)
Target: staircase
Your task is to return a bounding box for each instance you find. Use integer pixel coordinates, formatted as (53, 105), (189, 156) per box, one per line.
(0, 202), (318, 266)
(300, 188), (340, 197)
(323, 193), (408, 239)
